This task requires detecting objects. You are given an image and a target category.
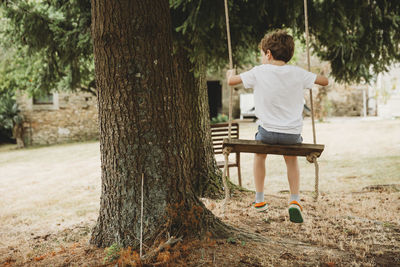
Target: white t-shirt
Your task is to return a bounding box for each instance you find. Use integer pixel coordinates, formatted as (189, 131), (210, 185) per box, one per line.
(240, 64), (316, 134)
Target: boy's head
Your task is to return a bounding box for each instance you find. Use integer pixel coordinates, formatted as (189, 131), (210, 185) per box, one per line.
(259, 30), (294, 63)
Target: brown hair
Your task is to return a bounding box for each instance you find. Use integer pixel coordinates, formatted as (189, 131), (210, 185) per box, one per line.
(259, 29), (294, 63)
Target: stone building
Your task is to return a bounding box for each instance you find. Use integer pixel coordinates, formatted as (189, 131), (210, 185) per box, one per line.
(324, 84), (366, 117)
(17, 91), (99, 146)
(17, 57), (375, 146)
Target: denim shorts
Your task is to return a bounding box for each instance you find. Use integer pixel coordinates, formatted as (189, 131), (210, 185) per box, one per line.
(255, 125), (303, 145)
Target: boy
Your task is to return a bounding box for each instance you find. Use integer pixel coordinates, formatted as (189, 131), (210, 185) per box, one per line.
(226, 29), (328, 223)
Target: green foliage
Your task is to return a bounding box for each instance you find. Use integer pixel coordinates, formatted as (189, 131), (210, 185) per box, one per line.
(1, 0), (400, 96)
(0, 0), (94, 95)
(170, 0), (304, 72)
(309, 0), (400, 83)
(290, 38), (306, 65)
(103, 243), (122, 263)
(0, 45), (44, 98)
(170, 0), (400, 83)
(211, 113), (228, 124)
(0, 46), (20, 94)
(0, 43), (23, 139)
(0, 91), (23, 131)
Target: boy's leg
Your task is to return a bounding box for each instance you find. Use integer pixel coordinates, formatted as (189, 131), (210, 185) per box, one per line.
(253, 153), (268, 211)
(284, 155), (303, 223)
(283, 155), (300, 199)
(254, 153), (267, 194)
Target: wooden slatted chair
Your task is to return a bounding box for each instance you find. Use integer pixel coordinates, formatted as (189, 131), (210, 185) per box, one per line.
(211, 122), (242, 186)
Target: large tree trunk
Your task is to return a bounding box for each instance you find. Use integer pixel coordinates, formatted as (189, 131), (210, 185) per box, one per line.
(173, 49), (224, 198)
(90, 0), (228, 248)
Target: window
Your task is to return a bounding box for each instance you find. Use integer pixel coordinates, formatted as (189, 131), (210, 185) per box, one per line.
(33, 93), (54, 105)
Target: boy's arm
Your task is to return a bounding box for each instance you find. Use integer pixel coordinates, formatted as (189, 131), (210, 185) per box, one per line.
(226, 69), (243, 86)
(315, 75), (329, 86)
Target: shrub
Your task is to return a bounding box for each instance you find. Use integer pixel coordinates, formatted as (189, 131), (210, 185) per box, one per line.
(0, 92), (24, 146)
(211, 113), (228, 124)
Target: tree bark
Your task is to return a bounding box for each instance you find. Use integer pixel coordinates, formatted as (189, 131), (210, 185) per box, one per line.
(173, 49), (224, 198)
(90, 0), (229, 248)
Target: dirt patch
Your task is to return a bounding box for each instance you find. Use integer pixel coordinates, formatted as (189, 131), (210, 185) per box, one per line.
(1, 190), (399, 266)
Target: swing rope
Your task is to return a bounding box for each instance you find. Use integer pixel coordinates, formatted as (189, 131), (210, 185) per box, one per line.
(224, 0), (234, 141)
(222, 0), (234, 200)
(304, 0), (316, 144)
(222, 0), (320, 201)
(303, 0), (319, 199)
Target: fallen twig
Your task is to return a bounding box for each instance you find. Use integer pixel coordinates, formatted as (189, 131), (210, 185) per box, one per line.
(140, 236), (182, 261)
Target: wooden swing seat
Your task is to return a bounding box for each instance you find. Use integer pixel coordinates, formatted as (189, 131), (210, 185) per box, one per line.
(222, 138), (324, 159)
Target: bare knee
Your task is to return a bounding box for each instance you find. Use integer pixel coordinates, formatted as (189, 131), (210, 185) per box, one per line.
(255, 153), (267, 160)
(284, 155), (297, 163)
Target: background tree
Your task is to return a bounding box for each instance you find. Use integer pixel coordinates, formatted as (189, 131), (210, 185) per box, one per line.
(0, 0), (93, 96)
(310, 0), (400, 83)
(170, 0), (400, 83)
(3, 0), (400, 89)
(90, 0), (229, 247)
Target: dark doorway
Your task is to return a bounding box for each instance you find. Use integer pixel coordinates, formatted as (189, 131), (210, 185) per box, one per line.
(0, 128), (15, 145)
(207, 80), (222, 119)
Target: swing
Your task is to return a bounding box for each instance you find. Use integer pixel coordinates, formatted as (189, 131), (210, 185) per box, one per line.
(221, 0), (324, 200)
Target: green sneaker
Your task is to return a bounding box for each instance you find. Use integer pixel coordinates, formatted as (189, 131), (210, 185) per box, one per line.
(254, 201), (268, 212)
(288, 200), (303, 223)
